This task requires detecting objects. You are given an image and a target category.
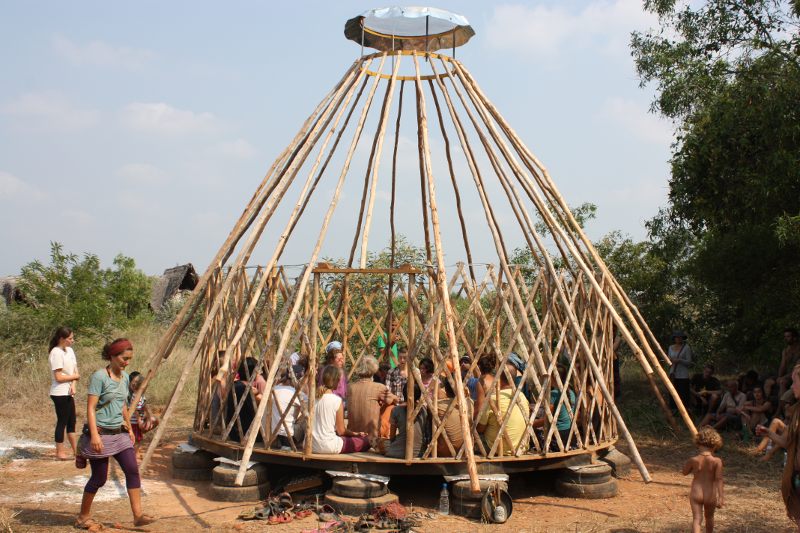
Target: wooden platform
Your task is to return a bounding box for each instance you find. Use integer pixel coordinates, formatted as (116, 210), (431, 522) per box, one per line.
(191, 433), (614, 476)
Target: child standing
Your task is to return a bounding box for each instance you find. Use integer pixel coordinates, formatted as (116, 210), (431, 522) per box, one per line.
(682, 427), (724, 533)
(127, 371), (159, 453)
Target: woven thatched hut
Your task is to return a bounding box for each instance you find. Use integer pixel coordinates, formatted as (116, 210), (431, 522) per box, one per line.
(150, 264), (199, 311)
(0, 276), (25, 307)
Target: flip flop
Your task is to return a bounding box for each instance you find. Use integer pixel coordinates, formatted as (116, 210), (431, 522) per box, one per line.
(74, 517), (104, 530)
(254, 508), (272, 521)
(295, 509), (313, 519)
(238, 508), (258, 520)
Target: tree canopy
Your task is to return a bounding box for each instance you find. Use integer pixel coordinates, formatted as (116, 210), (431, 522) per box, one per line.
(631, 0), (800, 367)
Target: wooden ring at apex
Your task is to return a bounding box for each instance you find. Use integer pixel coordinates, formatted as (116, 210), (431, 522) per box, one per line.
(332, 477), (389, 499)
(324, 491), (399, 516)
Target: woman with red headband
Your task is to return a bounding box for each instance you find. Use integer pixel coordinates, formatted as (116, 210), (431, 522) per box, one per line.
(75, 338), (155, 530)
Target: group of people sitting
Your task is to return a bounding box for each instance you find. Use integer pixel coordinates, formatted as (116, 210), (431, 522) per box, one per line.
(681, 328), (800, 458)
(218, 340), (577, 458)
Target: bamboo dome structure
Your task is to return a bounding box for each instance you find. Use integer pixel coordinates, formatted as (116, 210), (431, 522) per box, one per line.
(134, 7), (696, 492)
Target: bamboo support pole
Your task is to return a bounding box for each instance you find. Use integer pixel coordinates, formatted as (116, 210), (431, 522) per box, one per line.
(234, 54), (389, 486)
(214, 61), (369, 383)
(304, 272), (321, 457)
(428, 55), (648, 477)
(412, 55), (479, 493)
(360, 55), (402, 268)
(427, 79), (477, 283)
(132, 60), (360, 415)
(215, 60), (370, 387)
(455, 63), (692, 434)
(404, 273), (417, 463)
(444, 60), (652, 479)
(140, 62), (365, 471)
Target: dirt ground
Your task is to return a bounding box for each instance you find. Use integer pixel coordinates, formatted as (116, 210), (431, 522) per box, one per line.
(1, 414), (797, 533)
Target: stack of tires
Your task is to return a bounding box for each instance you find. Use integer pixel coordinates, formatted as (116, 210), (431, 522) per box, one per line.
(598, 446), (632, 478)
(450, 479), (508, 519)
(209, 463), (270, 502)
(171, 447), (216, 481)
(555, 463), (617, 499)
(323, 477), (398, 515)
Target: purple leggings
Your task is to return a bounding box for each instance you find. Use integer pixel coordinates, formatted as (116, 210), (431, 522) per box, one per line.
(85, 447), (141, 494)
(341, 436), (370, 453)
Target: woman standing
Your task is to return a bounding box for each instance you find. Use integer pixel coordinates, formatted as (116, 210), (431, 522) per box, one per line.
(668, 331), (693, 410)
(48, 327), (80, 460)
(75, 338), (155, 530)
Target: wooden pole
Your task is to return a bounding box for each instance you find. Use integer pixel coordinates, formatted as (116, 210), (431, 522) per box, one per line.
(412, 54), (480, 493)
(234, 53), (389, 486)
(139, 61), (365, 470)
(455, 62), (692, 434)
(360, 54), (402, 268)
(132, 60), (360, 412)
(304, 272), (321, 457)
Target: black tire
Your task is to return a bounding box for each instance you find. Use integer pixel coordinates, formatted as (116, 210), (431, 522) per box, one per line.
(212, 463), (268, 487)
(599, 448), (632, 478)
(209, 482), (269, 502)
(172, 466), (213, 481)
(323, 492), (398, 516)
(171, 448), (216, 470)
(555, 478), (618, 499)
(558, 463), (613, 485)
(451, 498), (482, 519)
(331, 478), (388, 499)
(450, 479), (508, 501)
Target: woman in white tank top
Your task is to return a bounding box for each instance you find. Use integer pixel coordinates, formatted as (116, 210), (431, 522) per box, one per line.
(312, 366), (370, 454)
(48, 326), (80, 460)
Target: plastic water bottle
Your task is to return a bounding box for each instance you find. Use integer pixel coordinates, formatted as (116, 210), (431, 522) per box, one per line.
(438, 483), (450, 515)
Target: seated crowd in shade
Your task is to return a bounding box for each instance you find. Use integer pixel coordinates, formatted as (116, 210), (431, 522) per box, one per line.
(219, 339), (580, 457)
(677, 327), (800, 460)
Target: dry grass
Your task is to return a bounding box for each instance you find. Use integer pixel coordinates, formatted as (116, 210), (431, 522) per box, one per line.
(0, 322), (197, 441)
(0, 506), (20, 533)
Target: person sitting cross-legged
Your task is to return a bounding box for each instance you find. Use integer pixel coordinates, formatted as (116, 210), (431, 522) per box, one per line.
(270, 366), (306, 449)
(477, 359), (530, 456)
(346, 356), (398, 445)
(311, 366), (370, 454)
(699, 380), (746, 431)
(385, 386), (429, 458)
(690, 364), (722, 418)
(435, 376), (473, 457)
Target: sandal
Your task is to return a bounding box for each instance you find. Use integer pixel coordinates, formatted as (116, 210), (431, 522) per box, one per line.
(238, 508), (258, 520)
(133, 514), (157, 527)
(74, 517), (104, 530)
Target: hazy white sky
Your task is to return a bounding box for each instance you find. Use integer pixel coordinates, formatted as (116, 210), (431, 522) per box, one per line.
(0, 1), (673, 275)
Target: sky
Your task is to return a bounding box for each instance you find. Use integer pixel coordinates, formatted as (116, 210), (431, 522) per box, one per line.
(0, 1), (674, 276)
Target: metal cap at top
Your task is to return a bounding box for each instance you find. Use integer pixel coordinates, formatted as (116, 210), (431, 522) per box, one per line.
(345, 6), (475, 52)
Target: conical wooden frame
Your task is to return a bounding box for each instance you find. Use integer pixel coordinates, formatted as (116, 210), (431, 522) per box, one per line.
(132, 48), (696, 494)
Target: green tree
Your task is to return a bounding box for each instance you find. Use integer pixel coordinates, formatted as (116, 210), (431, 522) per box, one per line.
(2, 242), (153, 342)
(632, 0), (800, 368)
